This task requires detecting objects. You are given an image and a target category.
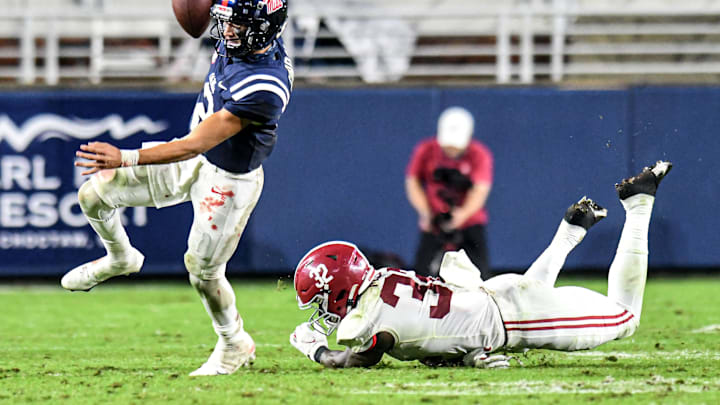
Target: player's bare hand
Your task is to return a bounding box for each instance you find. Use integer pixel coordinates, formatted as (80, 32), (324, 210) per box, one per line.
(75, 142), (122, 175)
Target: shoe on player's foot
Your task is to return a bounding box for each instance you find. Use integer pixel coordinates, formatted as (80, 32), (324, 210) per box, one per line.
(189, 331), (255, 376)
(564, 196), (608, 230)
(615, 160), (673, 200)
(61, 248), (144, 291)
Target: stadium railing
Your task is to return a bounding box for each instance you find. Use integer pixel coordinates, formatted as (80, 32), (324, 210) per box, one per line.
(2, 0), (720, 85)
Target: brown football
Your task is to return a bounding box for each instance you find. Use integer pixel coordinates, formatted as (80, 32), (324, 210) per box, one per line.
(172, 0), (214, 38)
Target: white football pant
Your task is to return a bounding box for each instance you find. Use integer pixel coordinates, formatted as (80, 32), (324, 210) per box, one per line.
(81, 152), (263, 342)
(485, 194), (654, 351)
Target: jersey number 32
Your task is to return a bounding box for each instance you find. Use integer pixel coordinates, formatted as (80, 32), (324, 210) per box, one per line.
(379, 273), (453, 319)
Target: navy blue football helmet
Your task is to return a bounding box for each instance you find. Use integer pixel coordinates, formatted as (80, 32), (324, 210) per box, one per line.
(210, 0), (288, 57)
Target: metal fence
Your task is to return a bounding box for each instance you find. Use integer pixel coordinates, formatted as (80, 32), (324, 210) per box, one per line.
(2, 0), (720, 85)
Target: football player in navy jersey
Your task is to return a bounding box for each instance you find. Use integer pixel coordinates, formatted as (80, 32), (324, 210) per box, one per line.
(64, 0), (292, 376)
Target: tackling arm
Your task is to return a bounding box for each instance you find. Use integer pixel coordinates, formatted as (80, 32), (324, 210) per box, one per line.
(75, 108), (249, 175)
(314, 332), (394, 368)
(290, 322), (394, 368)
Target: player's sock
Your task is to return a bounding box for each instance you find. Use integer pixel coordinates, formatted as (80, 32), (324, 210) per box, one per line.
(188, 272), (255, 376)
(524, 220), (586, 286)
(79, 181), (133, 262)
(86, 212), (134, 262)
(607, 194), (654, 318)
(189, 273), (244, 342)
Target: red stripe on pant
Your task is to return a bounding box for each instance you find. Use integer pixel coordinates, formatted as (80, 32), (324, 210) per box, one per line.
(505, 313), (635, 331)
(504, 310), (630, 325)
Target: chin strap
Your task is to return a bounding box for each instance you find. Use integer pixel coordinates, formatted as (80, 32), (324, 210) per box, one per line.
(347, 284), (359, 308)
(346, 267), (378, 311)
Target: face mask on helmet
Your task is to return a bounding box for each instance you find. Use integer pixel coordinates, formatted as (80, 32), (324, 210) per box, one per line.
(297, 294), (342, 336)
(294, 241), (376, 336)
(209, 0), (288, 57)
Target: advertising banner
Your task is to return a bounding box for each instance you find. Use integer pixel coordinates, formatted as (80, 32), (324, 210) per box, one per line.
(0, 92), (210, 276)
(2, 88), (717, 277)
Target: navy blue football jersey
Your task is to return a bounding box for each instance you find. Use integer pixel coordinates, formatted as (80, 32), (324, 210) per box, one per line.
(190, 39), (293, 173)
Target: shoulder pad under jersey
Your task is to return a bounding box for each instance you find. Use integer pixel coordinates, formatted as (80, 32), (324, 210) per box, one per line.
(336, 284), (382, 353)
(220, 63), (291, 123)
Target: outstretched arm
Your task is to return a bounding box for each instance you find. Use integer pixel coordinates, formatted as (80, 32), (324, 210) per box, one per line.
(75, 109), (249, 175)
(290, 322), (394, 368)
(314, 332), (394, 368)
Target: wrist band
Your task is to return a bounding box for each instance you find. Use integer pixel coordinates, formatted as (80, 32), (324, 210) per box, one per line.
(313, 346), (329, 363)
(120, 149), (140, 167)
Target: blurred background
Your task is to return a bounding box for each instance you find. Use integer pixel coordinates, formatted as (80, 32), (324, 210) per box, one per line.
(1, 0), (718, 279)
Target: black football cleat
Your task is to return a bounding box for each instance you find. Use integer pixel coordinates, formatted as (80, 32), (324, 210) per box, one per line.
(564, 196), (608, 230)
(615, 160), (673, 200)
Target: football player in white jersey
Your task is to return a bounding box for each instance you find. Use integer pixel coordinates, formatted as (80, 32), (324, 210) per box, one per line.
(290, 161), (672, 368)
(64, 0), (292, 376)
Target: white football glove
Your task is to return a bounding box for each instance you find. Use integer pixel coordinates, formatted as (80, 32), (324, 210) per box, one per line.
(463, 349), (512, 369)
(289, 322), (328, 362)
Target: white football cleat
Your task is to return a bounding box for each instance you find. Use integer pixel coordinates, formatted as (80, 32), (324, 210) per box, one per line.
(61, 248), (144, 291)
(189, 331), (256, 377)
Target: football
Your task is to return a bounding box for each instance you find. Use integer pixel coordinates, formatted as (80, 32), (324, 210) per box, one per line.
(172, 0), (214, 38)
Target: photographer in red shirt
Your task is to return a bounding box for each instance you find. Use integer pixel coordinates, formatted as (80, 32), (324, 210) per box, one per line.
(405, 107), (493, 278)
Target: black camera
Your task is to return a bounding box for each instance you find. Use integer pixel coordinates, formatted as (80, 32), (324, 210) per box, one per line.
(433, 167), (472, 209)
(430, 167), (472, 242)
(432, 167), (472, 192)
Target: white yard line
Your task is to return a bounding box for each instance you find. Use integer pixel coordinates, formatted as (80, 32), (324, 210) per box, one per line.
(563, 350), (720, 360)
(350, 377), (720, 396)
(691, 324), (720, 333)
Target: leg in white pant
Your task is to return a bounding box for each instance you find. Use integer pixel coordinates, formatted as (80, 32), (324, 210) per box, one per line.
(186, 165), (263, 376)
(489, 205), (643, 351)
(489, 161), (671, 352)
(607, 194), (654, 319)
(61, 167), (151, 291)
(523, 220), (588, 286)
(524, 197), (606, 286)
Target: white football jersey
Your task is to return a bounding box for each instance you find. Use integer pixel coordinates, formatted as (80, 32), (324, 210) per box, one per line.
(336, 269), (506, 361)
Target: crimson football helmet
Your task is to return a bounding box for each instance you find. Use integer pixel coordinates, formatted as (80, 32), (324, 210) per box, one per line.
(209, 0), (288, 57)
(294, 241), (376, 336)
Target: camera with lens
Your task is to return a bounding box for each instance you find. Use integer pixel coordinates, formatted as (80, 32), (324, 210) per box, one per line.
(433, 168), (472, 193)
(431, 167), (472, 241)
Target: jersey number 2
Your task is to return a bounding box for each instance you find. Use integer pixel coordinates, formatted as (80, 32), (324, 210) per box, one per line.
(379, 273), (452, 318)
(190, 81), (214, 130)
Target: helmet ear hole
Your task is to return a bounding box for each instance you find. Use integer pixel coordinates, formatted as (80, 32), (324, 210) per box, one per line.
(336, 290), (346, 301)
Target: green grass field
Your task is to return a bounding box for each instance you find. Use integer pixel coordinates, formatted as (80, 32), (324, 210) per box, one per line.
(1, 276), (719, 404)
